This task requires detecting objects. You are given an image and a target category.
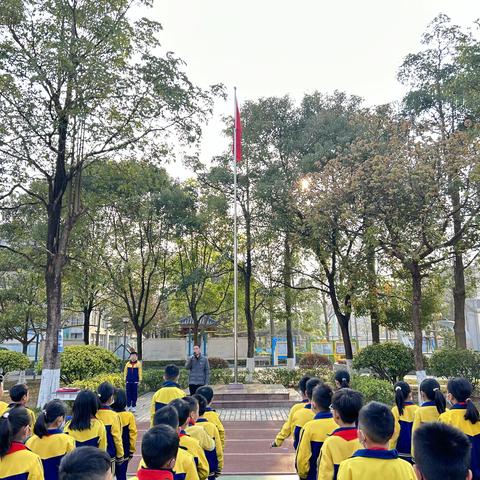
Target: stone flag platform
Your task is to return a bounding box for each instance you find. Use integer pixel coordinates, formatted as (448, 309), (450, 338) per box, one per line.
(212, 384), (300, 409)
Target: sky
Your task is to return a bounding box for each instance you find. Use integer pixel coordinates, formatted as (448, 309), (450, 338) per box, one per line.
(148, 0), (479, 179)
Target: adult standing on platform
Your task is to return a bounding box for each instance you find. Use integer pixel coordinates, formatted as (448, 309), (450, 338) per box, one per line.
(185, 345), (210, 395)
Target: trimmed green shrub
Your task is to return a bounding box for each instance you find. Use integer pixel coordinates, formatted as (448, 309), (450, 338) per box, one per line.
(353, 342), (415, 383)
(299, 353), (333, 369)
(71, 373), (124, 391)
(141, 369), (189, 393)
(208, 357), (229, 369)
(0, 350), (30, 375)
(59, 345), (120, 384)
(350, 375), (394, 405)
(428, 348), (480, 387)
(254, 367), (333, 389)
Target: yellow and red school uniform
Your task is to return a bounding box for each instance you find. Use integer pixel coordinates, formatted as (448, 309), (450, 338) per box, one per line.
(274, 399), (309, 447)
(389, 402), (418, 461)
(0, 441), (44, 480)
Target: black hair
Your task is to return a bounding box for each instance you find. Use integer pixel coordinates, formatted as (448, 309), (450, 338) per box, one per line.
(394, 381), (411, 416)
(111, 389), (127, 413)
(165, 364), (180, 380)
(312, 383), (333, 412)
(306, 378), (323, 401)
(129, 351), (138, 356)
(0, 406), (31, 457)
(298, 376), (311, 396)
(142, 425), (179, 470)
(448, 377), (479, 424)
(193, 393), (208, 416)
(34, 399), (67, 438)
(170, 398), (190, 426)
(196, 386), (214, 404)
(331, 388), (363, 424)
(420, 378), (446, 415)
(413, 422), (471, 480)
(358, 401), (395, 444)
(335, 370), (350, 389)
(153, 406), (179, 429)
(69, 390), (99, 431)
(9, 383), (28, 403)
(59, 446), (112, 480)
(97, 382), (115, 404)
(183, 396), (199, 414)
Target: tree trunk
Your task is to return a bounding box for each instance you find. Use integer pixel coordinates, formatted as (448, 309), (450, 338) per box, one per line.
(135, 325), (143, 360)
(337, 313), (353, 369)
(83, 306), (92, 345)
(95, 310), (102, 346)
(366, 241), (380, 344)
(410, 262), (425, 374)
(321, 297), (330, 341)
(283, 233), (295, 368)
(22, 314), (29, 355)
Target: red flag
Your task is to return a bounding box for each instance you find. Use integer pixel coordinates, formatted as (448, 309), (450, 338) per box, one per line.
(234, 93), (242, 162)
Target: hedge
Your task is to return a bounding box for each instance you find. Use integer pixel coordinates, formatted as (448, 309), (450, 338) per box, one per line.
(350, 375), (394, 405)
(428, 348), (480, 387)
(0, 350), (30, 375)
(253, 367), (334, 388)
(71, 373), (124, 391)
(298, 353), (333, 369)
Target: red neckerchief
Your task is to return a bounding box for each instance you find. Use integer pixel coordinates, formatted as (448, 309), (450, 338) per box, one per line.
(136, 468), (174, 480)
(188, 419), (195, 426)
(7, 442), (27, 455)
(331, 427), (358, 441)
(369, 447), (388, 451)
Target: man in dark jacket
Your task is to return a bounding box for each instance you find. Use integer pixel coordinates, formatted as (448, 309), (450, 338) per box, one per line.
(185, 345), (210, 395)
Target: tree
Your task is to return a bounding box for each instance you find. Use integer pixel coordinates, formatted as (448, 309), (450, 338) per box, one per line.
(0, 0), (219, 404)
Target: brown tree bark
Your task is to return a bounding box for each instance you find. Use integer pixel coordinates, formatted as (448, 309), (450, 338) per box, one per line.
(410, 262), (425, 371)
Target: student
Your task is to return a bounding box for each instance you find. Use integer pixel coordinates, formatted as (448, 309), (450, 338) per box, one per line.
(335, 371), (351, 390)
(318, 388), (364, 480)
(196, 386), (225, 449)
(273, 375), (311, 448)
(0, 376), (8, 416)
(288, 377), (321, 450)
(439, 377), (480, 479)
(193, 393), (224, 479)
(296, 383), (337, 480)
(26, 399), (75, 480)
(96, 382), (124, 462)
(149, 405), (199, 480)
(413, 422), (472, 480)
(111, 389), (137, 480)
(8, 383), (36, 425)
(412, 378), (446, 432)
(124, 351), (142, 412)
(183, 396), (215, 452)
(64, 390), (107, 450)
(133, 425), (179, 480)
(337, 402), (416, 480)
(150, 364), (186, 423)
(0, 406), (44, 480)
(59, 447), (113, 480)
(389, 381), (418, 462)
(170, 398), (210, 480)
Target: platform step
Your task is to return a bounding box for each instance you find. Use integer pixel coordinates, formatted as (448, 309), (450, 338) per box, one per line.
(214, 393), (290, 401)
(214, 399), (296, 409)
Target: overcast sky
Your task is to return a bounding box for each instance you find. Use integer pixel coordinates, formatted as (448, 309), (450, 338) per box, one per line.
(149, 1), (478, 179)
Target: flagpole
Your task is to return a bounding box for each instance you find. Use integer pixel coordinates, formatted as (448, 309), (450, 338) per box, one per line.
(233, 87), (239, 384)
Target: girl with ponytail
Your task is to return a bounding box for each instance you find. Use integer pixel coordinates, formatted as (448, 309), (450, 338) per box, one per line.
(440, 377), (480, 478)
(412, 378), (446, 433)
(334, 370), (350, 389)
(0, 406), (44, 479)
(96, 382), (124, 463)
(26, 400), (74, 480)
(389, 380), (418, 463)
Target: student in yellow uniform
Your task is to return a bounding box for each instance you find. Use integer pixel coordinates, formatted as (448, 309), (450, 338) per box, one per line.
(0, 406), (44, 480)
(272, 375), (311, 448)
(26, 399), (75, 480)
(96, 382), (124, 463)
(150, 365), (186, 424)
(133, 425), (178, 480)
(183, 396), (215, 452)
(318, 388), (363, 480)
(0, 376), (8, 416)
(193, 393), (223, 479)
(337, 402), (416, 480)
(196, 386), (225, 450)
(413, 422), (473, 480)
(296, 383), (337, 480)
(58, 446), (113, 480)
(64, 390), (107, 450)
(439, 377), (480, 479)
(412, 378), (446, 433)
(124, 351), (142, 413)
(147, 406), (199, 480)
(8, 383), (36, 426)
(389, 381), (418, 463)
(111, 389), (137, 480)
(170, 399), (210, 480)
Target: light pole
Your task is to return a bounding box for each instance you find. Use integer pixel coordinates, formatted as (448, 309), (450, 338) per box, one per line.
(122, 319), (129, 361)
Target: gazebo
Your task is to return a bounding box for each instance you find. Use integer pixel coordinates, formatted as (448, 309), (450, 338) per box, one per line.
(180, 315), (218, 356)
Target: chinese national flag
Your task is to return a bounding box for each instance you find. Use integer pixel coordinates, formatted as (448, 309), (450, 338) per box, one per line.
(234, 94), (242, 162)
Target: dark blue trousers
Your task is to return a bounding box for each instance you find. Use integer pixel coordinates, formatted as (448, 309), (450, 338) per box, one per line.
(126, 382), (138, 408)
(115, 459), (129, 480)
